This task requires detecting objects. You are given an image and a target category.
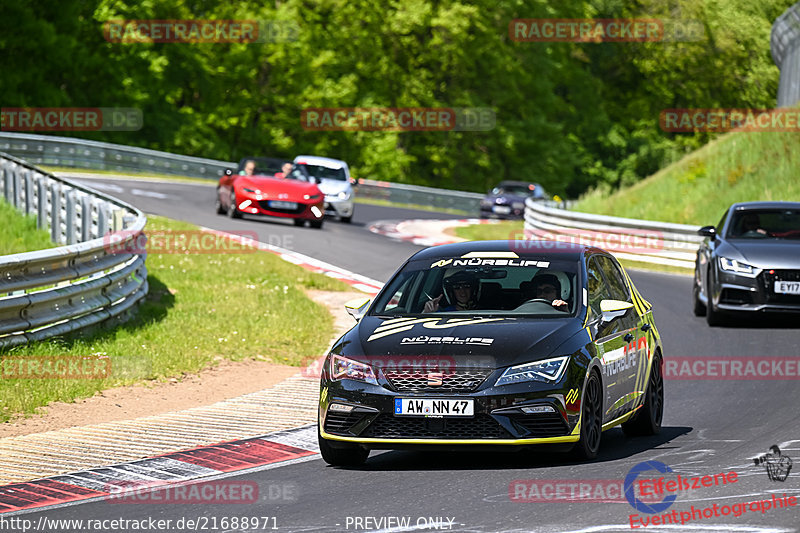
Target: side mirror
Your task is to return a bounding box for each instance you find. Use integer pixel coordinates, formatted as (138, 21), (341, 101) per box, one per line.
(345, 297), (371, 322)
(697, 225), (716, 239)
(600, 299), (634, 323)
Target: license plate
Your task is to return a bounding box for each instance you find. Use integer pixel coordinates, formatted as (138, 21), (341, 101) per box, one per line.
(267, 200), (298, 209)
(394, 398), (474, 417)
(492, 205), (511, 214)
(774, 281), (800, 295)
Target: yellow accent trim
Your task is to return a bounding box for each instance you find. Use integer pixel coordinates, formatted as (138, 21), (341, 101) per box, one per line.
(320, 429), (580, 445)
(601, 410), (636, 431)
(344, 297), (370, 310)
(320, 387), (328, 404)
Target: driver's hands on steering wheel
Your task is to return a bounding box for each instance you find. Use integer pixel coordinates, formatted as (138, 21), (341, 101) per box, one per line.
(552, 299), (568, 311)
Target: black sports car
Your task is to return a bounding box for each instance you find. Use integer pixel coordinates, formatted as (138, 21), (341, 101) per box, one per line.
(318, 241), (665, 466)
(480, 181), (547, 219)
(693, 201), (800, 326)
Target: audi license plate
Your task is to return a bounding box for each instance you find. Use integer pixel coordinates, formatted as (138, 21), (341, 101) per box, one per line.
(394, 398), (474, 417)
(268, 200), (298, 209)
(774, 281), (800, 295)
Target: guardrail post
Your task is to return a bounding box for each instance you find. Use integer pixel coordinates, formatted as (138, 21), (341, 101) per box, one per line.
(65, 189), (77, 244)
(12, 165), (22, 209)
(37, 178), (47, 230)
(98, 202), (109, 236)
(51, 182), (62, 243)
(24, 170), (33, 215)
(2, 164), (10, 202)
(81, 195), (92, 241)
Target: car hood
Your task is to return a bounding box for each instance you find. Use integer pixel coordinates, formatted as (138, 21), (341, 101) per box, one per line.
(484, 194), (528, 204)
(317, 179), (351, 196)
(719, 240), (800, 269)
(339, 315), (584, 369)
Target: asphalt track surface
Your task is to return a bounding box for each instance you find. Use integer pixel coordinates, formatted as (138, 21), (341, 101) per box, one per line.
(17, 176), (800, 532)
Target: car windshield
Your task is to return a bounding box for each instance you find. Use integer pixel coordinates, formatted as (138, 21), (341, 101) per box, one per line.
(727, 209), (800, 240)
(298, 163), (346, 181)
(370, 257), (580, 317)
(237, 157), (288, 176)
(491, 184), (535, 196)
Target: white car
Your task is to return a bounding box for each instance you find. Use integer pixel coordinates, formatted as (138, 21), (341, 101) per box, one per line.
(293, 155), (355, 223)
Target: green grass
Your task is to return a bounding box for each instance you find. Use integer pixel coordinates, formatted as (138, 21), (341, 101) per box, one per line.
(0, 215), (350, 423)
(573, 131), (800, 225)
(0, 201), (55, 255)
(453, 219), (690, 274)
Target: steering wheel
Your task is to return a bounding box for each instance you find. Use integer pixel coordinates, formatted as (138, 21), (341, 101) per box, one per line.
(523, 298), (552, 304)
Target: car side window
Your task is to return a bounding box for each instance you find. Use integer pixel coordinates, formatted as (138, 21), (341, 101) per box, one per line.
(596, 256), (629, 302)
(586, 257), (612, 320)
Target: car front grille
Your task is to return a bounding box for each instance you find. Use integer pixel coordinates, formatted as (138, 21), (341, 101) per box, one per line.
(507, 413), (569, 437)
(257, 200), (305, 214)
(362, 414), (511, 439)
(759, 270), (800, 304)
(383, 368), (493, 393)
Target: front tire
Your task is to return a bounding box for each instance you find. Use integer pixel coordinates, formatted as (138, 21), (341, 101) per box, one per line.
(622, 352), (663, 437)
(227, 191), (242, 219)
(215, 189), (225, 215)
(341, 215), (352, 223)
(310, 220), (324, 229)
(705, 268), (725, 326)
(572, 370), (602, 460)
(318, 428), (368, 467)
(692, 278), (706, 317)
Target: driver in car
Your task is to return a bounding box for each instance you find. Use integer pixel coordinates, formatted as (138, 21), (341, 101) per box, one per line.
(530, 273), (569, 312)
(423, 271), (479, 312)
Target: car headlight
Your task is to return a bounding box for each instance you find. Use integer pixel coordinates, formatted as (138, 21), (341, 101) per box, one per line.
(337, 191), (350, 200)
(512, 202), (525, 209)
(719, 257), (757, 276)
(481, 199), (492, 207)
(330, 354), (377, 385)
(495, 356), (569, 387)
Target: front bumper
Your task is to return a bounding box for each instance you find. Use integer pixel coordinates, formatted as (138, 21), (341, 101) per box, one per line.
(324, 197), (354, 218)
(715, 269), (800, 313)
(238, 197), (324, 221)
(480, 205), (524, 220)
(319, 375), (581, 447)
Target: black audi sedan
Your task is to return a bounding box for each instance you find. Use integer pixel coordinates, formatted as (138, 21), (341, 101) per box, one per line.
(318, 241), (665, 466)
(693, 201), (800, 326)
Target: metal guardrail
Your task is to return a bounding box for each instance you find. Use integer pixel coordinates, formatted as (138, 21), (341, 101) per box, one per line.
(0, 152), (148, 348)
(0, 132), (510, 215)
(772, 1), (800, 107)
(523, 198), (702, 269)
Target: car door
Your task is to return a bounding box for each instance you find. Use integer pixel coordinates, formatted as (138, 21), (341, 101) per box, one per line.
(586, 256), (639, 424)
(596, 255), (645, 418)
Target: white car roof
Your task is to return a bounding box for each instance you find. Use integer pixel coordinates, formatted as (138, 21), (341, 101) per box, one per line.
(293, 155), (349, 170)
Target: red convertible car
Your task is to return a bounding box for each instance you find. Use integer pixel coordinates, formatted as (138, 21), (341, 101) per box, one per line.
(215, 157), (325, 228)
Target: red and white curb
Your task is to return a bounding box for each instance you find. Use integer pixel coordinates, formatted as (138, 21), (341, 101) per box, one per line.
(368, 218), (497, 247)
(0, 425), (319, 515)
(200, 226), (384, 295)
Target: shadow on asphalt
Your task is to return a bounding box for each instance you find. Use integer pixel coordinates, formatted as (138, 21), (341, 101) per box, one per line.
(335, 425), (692, 471)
